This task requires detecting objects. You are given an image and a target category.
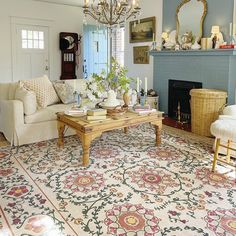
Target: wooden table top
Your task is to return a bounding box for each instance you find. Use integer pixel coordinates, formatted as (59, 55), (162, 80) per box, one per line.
(57, 111), (163, 133)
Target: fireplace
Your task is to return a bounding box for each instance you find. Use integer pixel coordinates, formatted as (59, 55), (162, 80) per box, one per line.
(168, 80), (202, 122)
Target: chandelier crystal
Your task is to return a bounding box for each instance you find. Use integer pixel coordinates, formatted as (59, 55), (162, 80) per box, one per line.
(83, 0), (141, 28)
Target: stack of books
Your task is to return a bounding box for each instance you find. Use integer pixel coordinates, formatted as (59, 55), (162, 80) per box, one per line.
(130, 104), (157, 114)
(65, 107), (85, 116)
(86, 109), (108, 121)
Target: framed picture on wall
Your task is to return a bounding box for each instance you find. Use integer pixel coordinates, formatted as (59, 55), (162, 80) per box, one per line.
(130, 17), (156, 43)
(133, 46), (150, 64)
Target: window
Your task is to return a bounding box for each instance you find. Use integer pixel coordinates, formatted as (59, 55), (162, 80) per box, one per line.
(21, 30), (44, 49)
(112, 27), (125, 66)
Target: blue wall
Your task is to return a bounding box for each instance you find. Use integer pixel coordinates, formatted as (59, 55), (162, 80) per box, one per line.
(163, 0), (234, 42)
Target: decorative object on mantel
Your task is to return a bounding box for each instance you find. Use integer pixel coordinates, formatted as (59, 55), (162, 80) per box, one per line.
(181, 31), (193, 50)
(191, 38), (201, 50)
(176, 0), (207, 45)
(161, 32), (168, 49)
(130, 17), (156, 43)
(163, 30), (176, 50)
(210, 25), (224, 49)
(201, 37), (212, 50)
(133, 46), (149, 64)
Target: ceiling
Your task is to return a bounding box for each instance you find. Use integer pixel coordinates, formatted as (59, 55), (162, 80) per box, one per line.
(33, 0), (84, 7)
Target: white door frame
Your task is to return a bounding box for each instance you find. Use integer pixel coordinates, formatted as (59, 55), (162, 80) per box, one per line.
(11, 17), (54, 81)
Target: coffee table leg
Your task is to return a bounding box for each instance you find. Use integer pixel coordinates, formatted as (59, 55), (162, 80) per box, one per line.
(81, 135), (92, 166)
(124, 127), (128, 134)
(57, 121), (65, 148)
(155, 125), (161, 146)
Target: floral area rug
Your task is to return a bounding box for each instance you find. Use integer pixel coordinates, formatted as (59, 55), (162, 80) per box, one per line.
(0, 133), (9, 147)
(0, 125), (235, 236)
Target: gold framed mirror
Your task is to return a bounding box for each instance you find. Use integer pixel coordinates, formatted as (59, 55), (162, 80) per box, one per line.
(176, 0), (207, 44)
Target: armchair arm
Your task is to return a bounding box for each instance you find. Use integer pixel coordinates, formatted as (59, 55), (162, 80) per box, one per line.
(0, 100), (24, 143)
(219, 115), (236, 121)
(223, 105), (236, 116)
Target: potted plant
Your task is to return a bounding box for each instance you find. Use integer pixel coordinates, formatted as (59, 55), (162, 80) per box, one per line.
(86, 58), (133, 106)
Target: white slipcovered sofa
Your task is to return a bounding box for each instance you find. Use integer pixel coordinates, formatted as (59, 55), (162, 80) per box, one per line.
(0, 79), (87, 146)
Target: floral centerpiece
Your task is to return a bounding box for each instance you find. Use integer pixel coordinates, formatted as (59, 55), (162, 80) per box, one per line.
(86, 58), (133, 102)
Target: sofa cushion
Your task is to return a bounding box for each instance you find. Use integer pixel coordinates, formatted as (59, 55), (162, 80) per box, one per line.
(15, 87), (37, 115)
(20, 75), (60, 108)
(24, 103), (74, 124)
(53, 81), (76, 104)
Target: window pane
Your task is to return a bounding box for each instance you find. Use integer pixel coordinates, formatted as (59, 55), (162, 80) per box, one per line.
(28, 40), (33, 48)
(33, 40), (39, 49)
(21, 30), (27, 39)
(39, 40), (44, 49)
(39, 32), (44, 40)
(33, 31), (39, 39)
(22, 40), (27, 49)
(28, 31), (33, 39)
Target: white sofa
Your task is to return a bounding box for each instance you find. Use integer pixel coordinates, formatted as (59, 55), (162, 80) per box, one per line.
(0, 79), (87, 146)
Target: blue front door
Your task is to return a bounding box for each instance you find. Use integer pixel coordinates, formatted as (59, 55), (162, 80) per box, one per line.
(83, 24), (108, 78)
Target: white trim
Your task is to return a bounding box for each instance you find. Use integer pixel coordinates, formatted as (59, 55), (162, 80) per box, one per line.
(11, 17), (54, 81)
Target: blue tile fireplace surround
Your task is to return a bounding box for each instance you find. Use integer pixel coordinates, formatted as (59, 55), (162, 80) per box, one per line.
(150, 49), (236, 114)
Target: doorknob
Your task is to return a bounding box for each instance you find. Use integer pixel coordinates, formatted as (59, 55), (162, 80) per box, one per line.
(45, 66), (49, 71)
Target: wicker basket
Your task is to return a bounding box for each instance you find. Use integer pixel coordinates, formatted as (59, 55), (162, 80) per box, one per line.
(190, 89), (227, 137)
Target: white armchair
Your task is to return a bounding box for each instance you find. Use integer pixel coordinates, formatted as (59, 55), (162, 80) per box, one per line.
(210, 105), (236, 173)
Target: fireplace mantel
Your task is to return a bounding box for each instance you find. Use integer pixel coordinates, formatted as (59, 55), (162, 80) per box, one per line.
(150, 49), (236, 114)
(150, 49), (236, 57)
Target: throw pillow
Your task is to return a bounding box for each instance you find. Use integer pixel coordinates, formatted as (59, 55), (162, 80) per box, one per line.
(53, 81), (76, 104)
(20, 75), (60, 108)
(15, 86), (37, 115)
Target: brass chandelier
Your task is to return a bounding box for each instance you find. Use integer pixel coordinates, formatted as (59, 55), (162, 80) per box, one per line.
(83, 0), (141, 28)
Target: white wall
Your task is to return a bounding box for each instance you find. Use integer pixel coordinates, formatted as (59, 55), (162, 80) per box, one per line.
(0, 0), (84, 83)
(124, 0), (163, 90)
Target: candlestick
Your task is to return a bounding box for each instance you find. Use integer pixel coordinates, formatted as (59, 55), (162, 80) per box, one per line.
(153, 33), (155, 42)
(144, 77), (147, 93)
(136, 77), (140, 92)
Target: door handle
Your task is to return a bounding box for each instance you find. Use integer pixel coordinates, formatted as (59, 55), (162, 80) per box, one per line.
(45, 66), (49, 71)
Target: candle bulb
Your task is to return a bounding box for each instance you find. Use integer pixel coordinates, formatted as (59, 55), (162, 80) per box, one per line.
(144, 77), (147, 93)
(136, 77), (140, 92)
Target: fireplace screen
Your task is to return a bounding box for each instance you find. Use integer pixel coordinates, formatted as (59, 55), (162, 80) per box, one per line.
(168, 80), (202, 122)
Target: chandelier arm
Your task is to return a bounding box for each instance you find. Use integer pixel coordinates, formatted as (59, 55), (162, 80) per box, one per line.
(101, 6), (111, 25)
(85, 11), (102, 22)
(113, 4), (132, 24)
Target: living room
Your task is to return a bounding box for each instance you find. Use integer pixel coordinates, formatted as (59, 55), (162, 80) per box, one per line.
(0, 0), (236, 235)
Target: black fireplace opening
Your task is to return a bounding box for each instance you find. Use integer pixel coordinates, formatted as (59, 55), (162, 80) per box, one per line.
(168, 80), (202, 122)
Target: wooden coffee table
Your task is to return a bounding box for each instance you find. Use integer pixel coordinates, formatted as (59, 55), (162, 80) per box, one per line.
(57, 111), (163, 166)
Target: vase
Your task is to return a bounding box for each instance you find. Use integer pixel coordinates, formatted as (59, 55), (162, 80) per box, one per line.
(123, 92), (131, 107)
(103, 90), (120, 107)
